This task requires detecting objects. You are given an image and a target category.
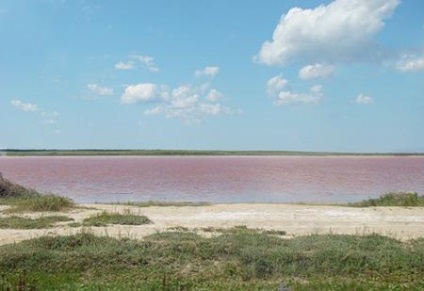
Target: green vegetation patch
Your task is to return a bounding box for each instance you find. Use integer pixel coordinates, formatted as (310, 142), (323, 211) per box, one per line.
(4, 195), (75, 213)
(82, 211), (152, 226)
(1, 229), (423, 290)
(351, 192), (424, 207)
(0, 173), (75, 212)
(0, 173), (40, 199)
(0, 215), (73, 229)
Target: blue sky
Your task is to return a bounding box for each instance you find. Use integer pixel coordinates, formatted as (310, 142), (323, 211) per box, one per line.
(1, 0), (423, 152)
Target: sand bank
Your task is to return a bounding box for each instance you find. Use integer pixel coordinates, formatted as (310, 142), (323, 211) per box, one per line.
(1, 203), (424, 245)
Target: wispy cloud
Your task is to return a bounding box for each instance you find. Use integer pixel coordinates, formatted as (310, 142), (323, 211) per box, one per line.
(10, 99), (60, 127)
(299, 63), (335, 80)
(274, 85), (323, 106)
(129, 54), (160, 72)
(115, 54), (159, 72)
(195, 66), (220, 78)
(115, 61), (135, 70)
(87, 83), (114, 96)
(10, 100), (39, 112)
(356, 93), (374, 105)
(395, 54), (424, 72)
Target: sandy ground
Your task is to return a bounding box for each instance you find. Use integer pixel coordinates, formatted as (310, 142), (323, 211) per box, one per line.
(1, 204), (424, 245)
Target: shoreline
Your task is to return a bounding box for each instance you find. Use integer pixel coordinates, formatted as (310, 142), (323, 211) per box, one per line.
(1, 202), (424, 246)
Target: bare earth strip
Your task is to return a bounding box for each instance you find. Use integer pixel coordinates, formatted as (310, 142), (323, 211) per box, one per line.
(1, 204), (424, 245)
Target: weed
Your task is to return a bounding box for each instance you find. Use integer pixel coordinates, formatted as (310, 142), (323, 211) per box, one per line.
(82, 211), (151, 226)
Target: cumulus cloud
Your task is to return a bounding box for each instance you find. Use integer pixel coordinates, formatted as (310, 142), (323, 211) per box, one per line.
(143, 84), (230, 121)
(266, 75), (288, 97)
(299, 63), (335, 80)
(255, 0), (400, 65)
(275, 85), (323, 105)
(195, 66), (220, 78)
(395, 54), (424, 72)
(121, 83), (164, 104)
(87, 83), (114, 96)
(10, 100), (39, 112)
(122, 82), (231, 122)
(356, 93), (374, 105)
(266, 79), (323, 106)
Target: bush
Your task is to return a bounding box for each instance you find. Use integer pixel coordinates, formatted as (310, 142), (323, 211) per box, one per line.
(0, 172), (40, 198)
(351, 192), (424, 207)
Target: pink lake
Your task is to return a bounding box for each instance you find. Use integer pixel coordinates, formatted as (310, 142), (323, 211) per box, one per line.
(0, 156), (423, 204)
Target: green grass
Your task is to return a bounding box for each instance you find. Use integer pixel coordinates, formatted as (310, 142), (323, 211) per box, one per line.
(1, 229), (423, 290)
(115, 200), (211, 207)
(0, 172), (40, 199)
(82, 211), (152, 227)
(350, 192), (424, 207)
(0, 215), (73, 229)
(4, 195), (75, 213)
(0, 173), (75, 212)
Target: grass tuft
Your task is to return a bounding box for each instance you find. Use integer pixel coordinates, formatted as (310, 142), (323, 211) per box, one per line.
(82, 211), (152, 226)
(5, 195), (75, 213)
(0, 216), (73, 229)
(350, 192), (424, 207)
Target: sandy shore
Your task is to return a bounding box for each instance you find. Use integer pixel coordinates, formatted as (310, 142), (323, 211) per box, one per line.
(1, 203), (424, 245)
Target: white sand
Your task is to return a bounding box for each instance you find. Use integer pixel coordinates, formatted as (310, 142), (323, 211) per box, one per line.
(1, 204), (424, 245)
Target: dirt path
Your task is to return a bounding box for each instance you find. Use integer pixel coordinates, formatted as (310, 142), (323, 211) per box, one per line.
(1, 204), (424, 245)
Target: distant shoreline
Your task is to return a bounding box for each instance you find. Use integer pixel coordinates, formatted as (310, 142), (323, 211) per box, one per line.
(2, 149), (424, 157)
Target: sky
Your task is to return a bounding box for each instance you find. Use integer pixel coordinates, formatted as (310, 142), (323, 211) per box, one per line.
(1, 0), (423, 152)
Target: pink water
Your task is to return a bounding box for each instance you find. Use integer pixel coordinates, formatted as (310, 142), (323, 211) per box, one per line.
(0, 156), (423, 203)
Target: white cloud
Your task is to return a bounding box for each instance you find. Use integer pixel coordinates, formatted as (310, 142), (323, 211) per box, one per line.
(41, 111), (60, 124)
(356, 93), (374, 105)
(255, 0), (400, 65)
(129, 54), (160, 72)
(395, 54), (424, 72)
(115, 54), (160, 72)
(275, 85), (323, 105)
(299, 63), (335, 80)
(87, 83), (114, 96)
(151, 84), (230, 121)
(206, 89), (223, 102)
(10, 100), (39, 112)
(125, 83), (230, 121)
(121, 83), (162, 104)
(121, 65), (232, 121)
(115, 61), (135, 70)
(266, 75), (288, 97)
(195, 66), (220, 78)
(11, 99), (60, 129)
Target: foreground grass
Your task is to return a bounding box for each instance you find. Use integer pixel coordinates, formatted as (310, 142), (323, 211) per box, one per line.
(350, 192), (424, 207)
(0, 216), (73, 229)
(1, 229), (423, 290)
(82, 211), (151, 226)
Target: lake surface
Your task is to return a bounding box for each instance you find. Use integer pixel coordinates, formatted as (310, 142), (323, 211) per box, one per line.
(0, 156), (423, 204)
